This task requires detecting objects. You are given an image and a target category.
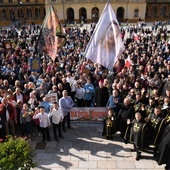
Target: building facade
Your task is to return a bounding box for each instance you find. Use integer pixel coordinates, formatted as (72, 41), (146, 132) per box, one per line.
(145, 0), (170, 22)
(0, 0), (45, 27)
(0, 0), (169, 27)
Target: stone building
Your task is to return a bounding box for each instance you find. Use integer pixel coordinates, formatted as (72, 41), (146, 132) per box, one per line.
(0, 0), (169, 27)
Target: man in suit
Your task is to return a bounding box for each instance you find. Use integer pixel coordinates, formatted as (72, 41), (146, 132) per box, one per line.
(59, 90), (74, 132)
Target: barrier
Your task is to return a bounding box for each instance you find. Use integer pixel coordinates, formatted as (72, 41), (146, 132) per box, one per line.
(70, 107), (107, 121)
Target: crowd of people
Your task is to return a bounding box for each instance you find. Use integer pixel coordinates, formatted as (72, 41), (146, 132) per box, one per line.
(0, 20), (170, 168)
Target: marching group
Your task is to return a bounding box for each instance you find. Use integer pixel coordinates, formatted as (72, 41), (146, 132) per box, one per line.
(0, 20), (170, 168)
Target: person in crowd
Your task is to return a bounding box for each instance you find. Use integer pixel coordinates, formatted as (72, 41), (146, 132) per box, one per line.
(0, 109), (6, 141)
(33, 106), (50, 143)
(145, 106), (167, 157)
(106, 89), (121, 130)
(117, 97), (134, 139)
(49, 102), (64, 142)
(66, 72), (76, 102)
(126, 112), (149, 161)
(102, 109), (115, 140)
(83, 79), (95, 107)
(39, 96), (51, 114)
(21, 103), (33, 138)
(28, 91), (39, 110)
(59, 90), (74, 132)
(74, 81), (84, 107)
(157, 123), (170, 170)
(15, 100), (25, 136)
(32, 106), (42, 136)
(0, 97), (15, 136)
(47, 85), (59, 104)
(94, 80), (109, 107)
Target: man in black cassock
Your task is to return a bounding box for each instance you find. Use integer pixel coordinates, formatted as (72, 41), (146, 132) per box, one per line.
(118, 97), (134, 139)
(102, 109), (116, 140)
(125, 112), (149, 160)
(157, 120), (170, 169)
(145, 106), (167, 157)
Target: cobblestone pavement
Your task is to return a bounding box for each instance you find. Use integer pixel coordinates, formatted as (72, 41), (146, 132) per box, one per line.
(30, 121), (165, 170)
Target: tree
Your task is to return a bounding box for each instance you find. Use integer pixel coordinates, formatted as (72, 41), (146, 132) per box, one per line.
(0, 136), (37, 170)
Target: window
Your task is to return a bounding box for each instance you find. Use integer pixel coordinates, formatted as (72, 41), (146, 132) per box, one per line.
(134, 9), (139, 17)
(1, 9), (7, 20)
(160, 6), (166, 16)
(151, 6), (157, 16)
(26, 8), (32, 18)
(35, 8), (40, 18)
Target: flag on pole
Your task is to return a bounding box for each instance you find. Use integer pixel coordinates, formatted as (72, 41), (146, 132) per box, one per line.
(133, 33), (140, 42)
(36, 5), (66, 61)
(125, 55), (131, 68)
(84, 1), (125, 70)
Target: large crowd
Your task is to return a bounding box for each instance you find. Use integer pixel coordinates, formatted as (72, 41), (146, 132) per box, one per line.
(0, 20), (170, 168)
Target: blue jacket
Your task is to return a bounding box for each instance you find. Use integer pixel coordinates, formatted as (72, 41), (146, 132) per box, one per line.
(83, 83), (95, 101)
(106, 96), (121, 114)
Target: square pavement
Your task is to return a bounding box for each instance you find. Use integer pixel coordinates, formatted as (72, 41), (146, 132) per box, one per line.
(30, 121), (165, 170)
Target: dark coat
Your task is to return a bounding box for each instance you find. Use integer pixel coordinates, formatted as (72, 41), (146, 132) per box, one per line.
(129, 119), (149, 151)
(158, 124), (170, 165)
(95, 86), (109, 107)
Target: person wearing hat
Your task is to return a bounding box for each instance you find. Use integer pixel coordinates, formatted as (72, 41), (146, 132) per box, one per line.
(33, 106), (50, 142)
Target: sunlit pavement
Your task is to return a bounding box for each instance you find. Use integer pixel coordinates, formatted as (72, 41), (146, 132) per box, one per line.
(30, 121), (165, 170)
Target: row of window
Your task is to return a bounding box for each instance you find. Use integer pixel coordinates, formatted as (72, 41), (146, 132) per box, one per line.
(146, 6), (168, 16)
(0, 0), (38, 3)
(0, 5), (168, 22)
(0, 8), (45, 21)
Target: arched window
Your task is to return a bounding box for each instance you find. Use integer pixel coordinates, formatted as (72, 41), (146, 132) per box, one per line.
(79, 7), (87, 23)
(162, 6), (166, 16)
(67, 8), (74, 24)
(117, 7), (124, 22)
(91, 7), (99, 22)
(18, 8), (24, 18)
(26, 8), (32, 18)
(1, 9), (7, 20)
(9, 8), (15, 19)
(35, 8), (40, 18)
(134, 9), (139, 17)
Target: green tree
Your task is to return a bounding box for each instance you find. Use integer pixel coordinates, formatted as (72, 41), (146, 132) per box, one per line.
(0, 136), (37, 170)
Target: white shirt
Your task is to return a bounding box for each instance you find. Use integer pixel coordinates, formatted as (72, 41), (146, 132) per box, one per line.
(49, 108), (63, 124)
(75, 87), (84, 99)
(33, 112), (50, 128)
(16, 93), (23, 103)
(6, 107), (10, 121)
(66, 77), (76, 92)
